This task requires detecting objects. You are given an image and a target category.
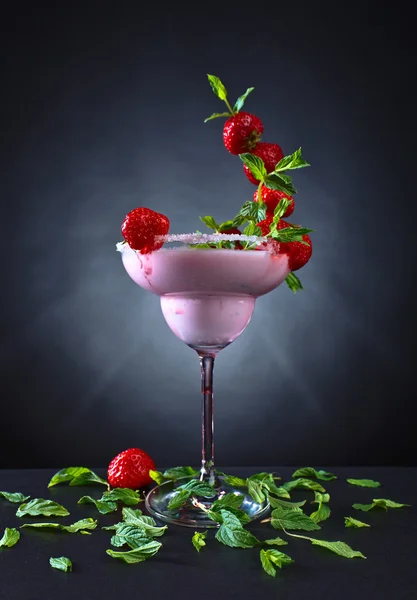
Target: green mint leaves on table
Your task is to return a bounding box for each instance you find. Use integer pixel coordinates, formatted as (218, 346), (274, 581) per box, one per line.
(78, 496), (118, 515)
(271, 507), (321, 532)
(260, 548), (294, 576)
(353, 498), (411, 512)
(149, 466), (199, 485)
(0, 527), (20, 548)
(0, 491), (30, 503)
(21, 518), (98, 535)
(310, 492), (331, 524)
(16, 498), (70, 518)
(77, 487), (142, 514)
(347, 479), (381, 488)
(167, 479), (216, 511)
(192, 531), (208, 552)
(106, 541), (162, 564)
(344, 517), (370, 528)
(292, 467), (337, 481)
(49, 556), (72, 572)
(215, 510), (260, 549)
(48, 467), (109, 489)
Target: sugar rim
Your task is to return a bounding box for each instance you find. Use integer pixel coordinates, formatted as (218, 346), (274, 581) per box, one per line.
(116, 232), (269, 253)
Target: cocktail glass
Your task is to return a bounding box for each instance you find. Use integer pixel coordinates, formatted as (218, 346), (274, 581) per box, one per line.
(118, 234), (290, 527)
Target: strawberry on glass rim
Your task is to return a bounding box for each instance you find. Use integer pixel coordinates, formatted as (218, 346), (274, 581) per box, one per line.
(121, 207), (170, 253)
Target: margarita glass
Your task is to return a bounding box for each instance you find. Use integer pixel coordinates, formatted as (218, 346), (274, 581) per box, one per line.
(118, 233), (290, 527)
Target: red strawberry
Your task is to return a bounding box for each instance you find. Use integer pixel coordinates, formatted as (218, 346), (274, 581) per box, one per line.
(107, 448), (156, 489)
(244, 142), (284, 184)
(121, 207), (170, 253)
(223, 112), (263, 155)
(256, 218), (312, 271)
(253, 187), (295, 218)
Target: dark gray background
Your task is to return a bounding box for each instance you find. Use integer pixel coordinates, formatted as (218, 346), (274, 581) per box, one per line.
(1, 2), (416, 469)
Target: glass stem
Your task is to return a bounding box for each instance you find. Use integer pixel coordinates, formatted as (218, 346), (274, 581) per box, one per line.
(198, 354), (216, 486)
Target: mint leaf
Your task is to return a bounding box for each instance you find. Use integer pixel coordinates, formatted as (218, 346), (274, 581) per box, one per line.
(238, 200), (266, 223)
(290, 534), (366, 559)
(247, 480), (266, 503)
(222, 475), (247, 488)
(286, 272), (303, 292)
(21, 518), (98, 534)
(204, 112), (232, 123)
(48, 467), (108, 489)
(273, 198), (291, 220)
(149, 470), (166, 485)
(264, 174), (296, 195)
(0, 527), (20, 548)
(122, 507), (167, 536)
(233, 87), (255, 113)
(110, 524), (153, 549)
(106, 540), (162, 564)
(0, 491), (30, 503)
(271, 507), (321, 531)
(215, 510), (259, 548)
(263, 536), (288, 546)
(344, 516), (370, 528)
(353, 498), (411, 512)
(200, 215), (220, 231)
(150, 466), (199, 484)
(312, 492), (330, 504)
(192, 531), (208, 552)
(207, 74), (228, 101)
(211, 493), (243, 511)
(77, 496), (117, 515)
(243, 222), (262, 237)
(269, 497), (306, 511)
(272, 226), (314, 244)
(49, 556), (72, 572)
(260, 548), (294, 576)
(292, 467), (337, 481)
(282, 478), (325, 494)
(101, 488), (142, 506)
(310, 504), (331, 524)
(274, 147), (310, 172)
(239, 153), (267, 181)
(168, 488), (191, 510)
(168, 479), (216, 510)
(16, 498), (69, 518)
(347, 479), (381, 488)
(208, 507), (251, 525)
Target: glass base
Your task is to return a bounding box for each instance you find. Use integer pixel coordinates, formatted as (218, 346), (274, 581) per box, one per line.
(145, 475), (270, 528)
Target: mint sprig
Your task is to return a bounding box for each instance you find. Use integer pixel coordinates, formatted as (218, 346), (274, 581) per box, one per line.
(16, 498), (69, 518)
(192, 531), (208, 552)
(106, 541), (162, 564)
(292, 467), (337, 482)
(0, 527), (20, 548)
(260, 548), (294, 576)
(205, 75), (255, 121)
(344, 516), (371, 528)
(0, 491), (30, 503)
(215, 509), (259, 549)
(271, 507), (321, 532)
(48, 467), (109, 490)
(353, 498), (411, 512)
(310, 492), (331, 524)
(285, 272), (303, 293)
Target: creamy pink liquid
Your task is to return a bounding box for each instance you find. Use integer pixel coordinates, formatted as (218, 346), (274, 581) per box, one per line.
(122, 247), (289, 350)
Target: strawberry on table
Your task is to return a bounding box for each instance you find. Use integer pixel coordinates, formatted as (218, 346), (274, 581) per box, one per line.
(108, 448), (156, 489)
(121, 207), (170, 253)
(253, 187), (295, 218)
(243, 142), (284, 184)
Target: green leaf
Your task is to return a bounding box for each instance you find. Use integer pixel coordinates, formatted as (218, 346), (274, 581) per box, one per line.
(207, 74), (228, 101)
(217, 220), (235, 232)
(162, 466), (199, 480)
(310, 504), (331, 524)
(268, 497), (306, 511)
(312, 492), (330, 504)
(239, 153), (267, 181)
(215, 510), (259, 548)
(204, 112), (232, 123)
(49, 556), (72, 572)
(294, 536), (366, 559)
(353, 498), (411, 512)
(16, 498), (70, 518)
(262, 536), (288, 546)
(21, 518), (98, 534)
(211, 493), (243, 511)
(222, 475), (247, 488)
(230, 214), (248, 229)
(0, 527), (20, 548)
(110, 523), (153, 549)
(167, 480), (216, 510)
(122, 507), (167, 536)
(272, 226), (314, 244)
(271, 507), (321, 531)
(167, 488), (191, 510)
(274, 147), (310, 172)
(192, 531), (208, 552)
(149, 470), (166, 484)
(282, 478), (325, 494)
(347, 479), (381, 488)
(344, 516), (370, 528)
(260, 549), (294, 576)
(243, 223), (262, 237)
(238, 200), (266, 223)
(292, 467), (337, 481)
(247, 480), (266, 503)
(77, 496), (118, 515)
(101, 488), (142, 506)
(264, 173), (297, 195)
(286, 272), (303, 293)
(200, 215), (220, 231)
(106, 540), (162, 564)
(48, 467), (108, 489)
(208, 507), (251, 525)
(233, 87), (255, 113)
(0, 491), (30, 503)
(273, 198), (291, 220)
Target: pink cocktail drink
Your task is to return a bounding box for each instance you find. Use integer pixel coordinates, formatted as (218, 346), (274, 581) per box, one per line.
(121, 246), (290, 351)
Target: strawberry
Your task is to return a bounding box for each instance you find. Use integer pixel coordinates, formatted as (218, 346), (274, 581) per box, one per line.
(121, 207), (170, 253)
(253, 187), (295, 218)
(223, 112), (263, 155)
(107, 448), (156, 489)
(256, 217), (312, 271)
(244, 142), (284, 184)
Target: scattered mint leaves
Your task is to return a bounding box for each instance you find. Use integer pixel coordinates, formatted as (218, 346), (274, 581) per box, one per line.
(106, 541), (162, 564)
(347, 479), (381, 488)
(286, 272), (303, 292)
(222, 475), (247, 488)
(268, 497), (306, 511)
(16, 498), (70, 518)
(211, 493), (243, 511)
(215, 510), (259, 548)
(77, 496), (118, 515)
(101, 488), (142, 506)
(260, 548), (294, 576)
(122, 507), (168, 537)
(167, 488), (191, 510)
(48, 467), (108, 489)
(271, 507), (321, 532)
(0, 491), (30, 503)
(204, 112), (232, 123)
(288, 533), (366, 559)
(208, 507), (251, 525)
(167, 479), (216, 511)
(310, 503), (331, 524)
(21, 518), (98, 534)
(239, 153), (267, 181)
(274, 147), (310, 172)
(233, 87), (254, 113)
(292, 467), (337, 481)
(149, 466), (199, 485)
(353, 498), (411, 512)
(0, 527), (20, 548)
(282, 478), (326, 494)
(345, 517), (370, 528)
(262, 536), (288, 547)
(110, 524), (153, 549)
(192, 531), (208, 552)
(49, 556), (72, 572)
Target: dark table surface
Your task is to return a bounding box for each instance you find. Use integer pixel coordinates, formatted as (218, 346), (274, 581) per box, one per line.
(0, 467), (416, 600)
